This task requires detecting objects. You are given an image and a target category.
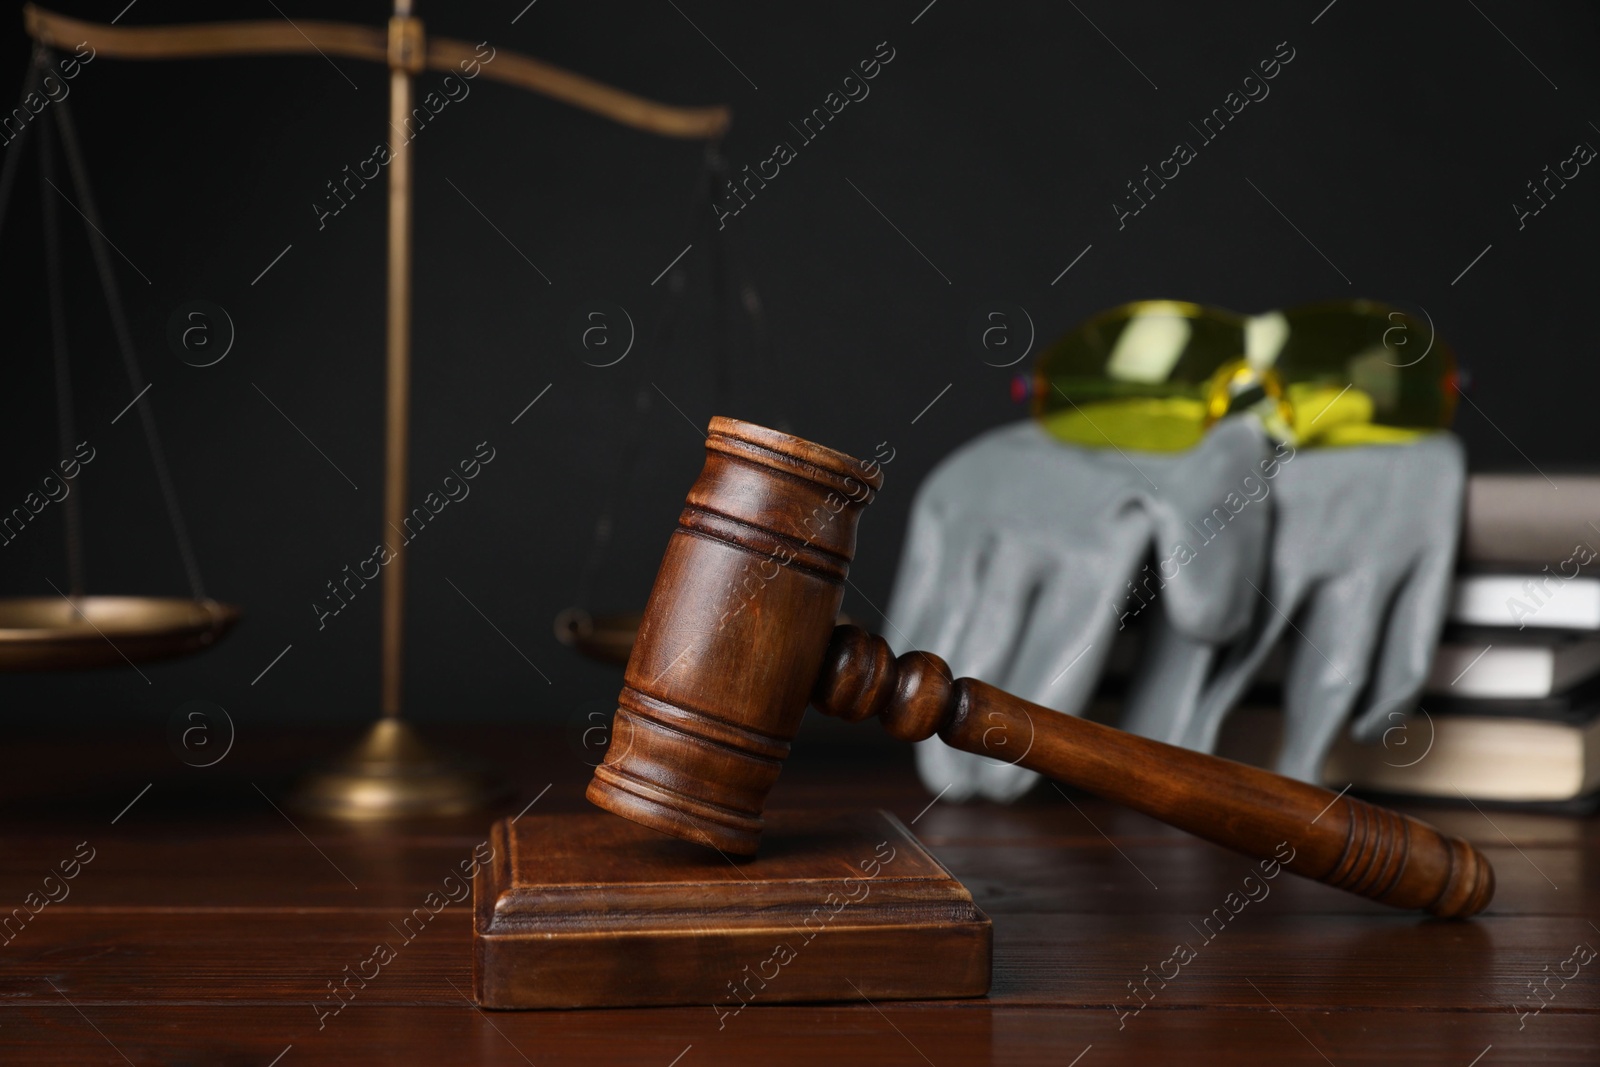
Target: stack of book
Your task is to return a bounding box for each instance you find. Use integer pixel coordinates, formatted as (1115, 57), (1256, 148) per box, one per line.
(1322, 473), (1600, 809)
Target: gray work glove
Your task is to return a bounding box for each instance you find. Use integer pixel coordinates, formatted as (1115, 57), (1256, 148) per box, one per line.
(1121, 433), (1465, 781)
(885, 417), (1274, 801)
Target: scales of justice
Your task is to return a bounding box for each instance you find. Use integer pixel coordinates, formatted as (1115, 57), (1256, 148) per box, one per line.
(1, 2), (729, 817)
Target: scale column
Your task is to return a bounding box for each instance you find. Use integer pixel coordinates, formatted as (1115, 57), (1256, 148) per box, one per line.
(382, 0), (424, 719)
(289, 2), (494, 819)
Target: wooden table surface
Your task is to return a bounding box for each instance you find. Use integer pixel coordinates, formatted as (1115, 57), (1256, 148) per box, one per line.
(1, 718), (1595, 1065)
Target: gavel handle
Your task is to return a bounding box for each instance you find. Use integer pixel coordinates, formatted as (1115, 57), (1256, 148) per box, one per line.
(813, 626), (1494, 918)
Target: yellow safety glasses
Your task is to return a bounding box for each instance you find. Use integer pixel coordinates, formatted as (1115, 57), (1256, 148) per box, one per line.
(1030, 300), (1458, 451)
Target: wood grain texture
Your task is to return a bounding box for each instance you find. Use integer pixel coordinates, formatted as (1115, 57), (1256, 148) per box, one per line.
(587, 418), (885, 854)
(965, 685), (1494, 915)
(6, 1004), (1598, 1067)
(814, 627), (1495, 917)
(0, 725), (1593, 1064)
(473, 810), (990, 1008)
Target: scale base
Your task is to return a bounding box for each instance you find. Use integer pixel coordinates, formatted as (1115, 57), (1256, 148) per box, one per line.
(289, 718), (497, 819)
(473, 808), (992, 1009)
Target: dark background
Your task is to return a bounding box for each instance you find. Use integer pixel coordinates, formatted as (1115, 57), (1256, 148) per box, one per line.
(1, 0), (1595, 739)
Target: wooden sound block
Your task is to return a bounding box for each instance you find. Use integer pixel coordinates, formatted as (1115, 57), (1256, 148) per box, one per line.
(472, 808), (991, 1010)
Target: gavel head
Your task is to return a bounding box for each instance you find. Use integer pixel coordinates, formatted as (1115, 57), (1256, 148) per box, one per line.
(585, 417), (884, 854)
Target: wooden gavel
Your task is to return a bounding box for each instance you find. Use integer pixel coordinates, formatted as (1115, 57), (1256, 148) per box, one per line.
(587, 418), (1494, 918)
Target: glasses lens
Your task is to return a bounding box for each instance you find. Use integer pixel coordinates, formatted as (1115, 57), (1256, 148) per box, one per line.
(1274, 301), (1457, 446)
(1033, 301), (1244, 451)
(1034, 299), (1456, 450)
